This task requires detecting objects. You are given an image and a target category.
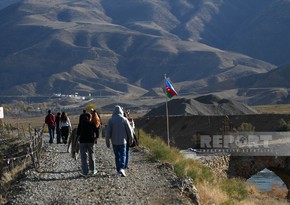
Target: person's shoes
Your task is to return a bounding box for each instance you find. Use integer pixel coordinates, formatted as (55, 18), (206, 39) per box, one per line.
(80, 172), (88, 178)
(114, 171), (120, 177)
(91, 170), (97, 175)
(119, 169), (126, 177)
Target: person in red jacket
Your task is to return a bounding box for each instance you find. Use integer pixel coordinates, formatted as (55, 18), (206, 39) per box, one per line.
(45, 110), (56, 144)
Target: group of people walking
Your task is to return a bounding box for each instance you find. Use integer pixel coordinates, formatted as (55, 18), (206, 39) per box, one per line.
(44, 105), (135, 178)
(44, 110), (72, 144)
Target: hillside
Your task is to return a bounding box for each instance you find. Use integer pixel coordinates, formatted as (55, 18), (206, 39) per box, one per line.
(1, 0), (290, 105)
(145, 94), (257, 116)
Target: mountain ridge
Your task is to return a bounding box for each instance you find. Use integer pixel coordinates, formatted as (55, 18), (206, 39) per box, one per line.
(0, 0), (290, 105)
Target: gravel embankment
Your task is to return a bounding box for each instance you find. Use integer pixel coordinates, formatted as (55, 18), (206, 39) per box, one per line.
(5, 136), (193, 205)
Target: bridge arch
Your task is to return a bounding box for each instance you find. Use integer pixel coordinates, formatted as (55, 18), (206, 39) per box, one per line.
(227, 156), (290, 199)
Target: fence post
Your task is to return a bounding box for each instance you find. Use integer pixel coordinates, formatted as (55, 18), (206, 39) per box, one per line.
(29, 145), (36, 168)
(35, 125), (44, 168)
(29, 123), (32, 139)
(35, 133), (41, 168)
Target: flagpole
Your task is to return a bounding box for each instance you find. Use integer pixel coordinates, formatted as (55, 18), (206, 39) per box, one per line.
(164, 74), (170, 147)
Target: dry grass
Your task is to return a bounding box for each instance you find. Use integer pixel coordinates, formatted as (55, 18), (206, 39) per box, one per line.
(194, 173), (289, 205)
(253, 104), (290, 114)
(267, 185), (288, 199)
(0, 162), (30, 205)
(239, 185), (289, 205)
(0, 195), (7, 205)
(196, 182), (228, 204)
(1, 161), (30, 185)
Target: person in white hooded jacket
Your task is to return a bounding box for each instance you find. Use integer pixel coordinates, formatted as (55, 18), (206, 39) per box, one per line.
(106, 105), (134, 177)
(59, 112), (72, 144)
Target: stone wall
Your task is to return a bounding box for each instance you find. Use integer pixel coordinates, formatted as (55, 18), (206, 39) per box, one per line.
(198, 155), (230, 179)
(136, 114), (290, 149)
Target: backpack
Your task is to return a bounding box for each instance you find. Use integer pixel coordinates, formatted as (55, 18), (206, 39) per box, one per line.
(129, 133), (139, 148)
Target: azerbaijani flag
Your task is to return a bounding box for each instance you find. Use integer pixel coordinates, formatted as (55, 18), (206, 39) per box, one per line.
(165, 79), (177, 99)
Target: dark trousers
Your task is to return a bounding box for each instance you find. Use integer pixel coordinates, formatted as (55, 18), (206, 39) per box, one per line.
(48, 125), (55, 144)
(61, 126), (69, 144)
(56, 128), (61, 143)
(80, 143), (95, 175)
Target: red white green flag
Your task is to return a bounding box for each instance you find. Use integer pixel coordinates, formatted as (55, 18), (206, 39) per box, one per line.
(165, 79), (177, 99)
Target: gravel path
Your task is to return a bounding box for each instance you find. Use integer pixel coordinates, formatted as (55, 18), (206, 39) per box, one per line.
(5, 137), (193, 205)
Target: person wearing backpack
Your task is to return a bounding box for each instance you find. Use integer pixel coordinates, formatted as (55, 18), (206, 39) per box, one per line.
(91, 109), (102, 141)
(45, 110), (56, 144)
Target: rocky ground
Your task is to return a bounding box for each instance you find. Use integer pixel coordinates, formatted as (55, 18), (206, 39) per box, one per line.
(4, 136), (194, 205)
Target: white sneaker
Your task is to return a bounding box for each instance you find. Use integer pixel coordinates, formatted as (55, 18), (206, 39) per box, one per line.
(119, 169), (126, 177)
(91, 170), (97, 175)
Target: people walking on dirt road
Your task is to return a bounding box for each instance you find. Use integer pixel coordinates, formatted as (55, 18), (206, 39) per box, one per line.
(77, 112), (99, 177)
(106, 105), (134, 177)
(45, 110), (56, 144)
(59, 112), (72, 144)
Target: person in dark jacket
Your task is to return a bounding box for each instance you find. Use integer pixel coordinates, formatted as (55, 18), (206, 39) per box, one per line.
(55, 112), (61, 144)
(77, 112), (98, 177)
(79, 109), (87, 124)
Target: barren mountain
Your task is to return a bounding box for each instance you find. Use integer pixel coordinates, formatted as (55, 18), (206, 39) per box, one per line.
(0, 0), (290, 105)
(145, 94), (257, 116)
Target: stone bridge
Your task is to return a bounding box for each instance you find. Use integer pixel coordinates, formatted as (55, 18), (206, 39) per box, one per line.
(228, 156), (290, 199)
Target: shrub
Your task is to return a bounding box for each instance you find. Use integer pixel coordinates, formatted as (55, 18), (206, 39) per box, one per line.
(237, 122), (255, 132)
(138, 130), (214, 183)
(220, 178), (248, 201)
(43, 125), (49, 133)
(277, 118), (290, 131)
